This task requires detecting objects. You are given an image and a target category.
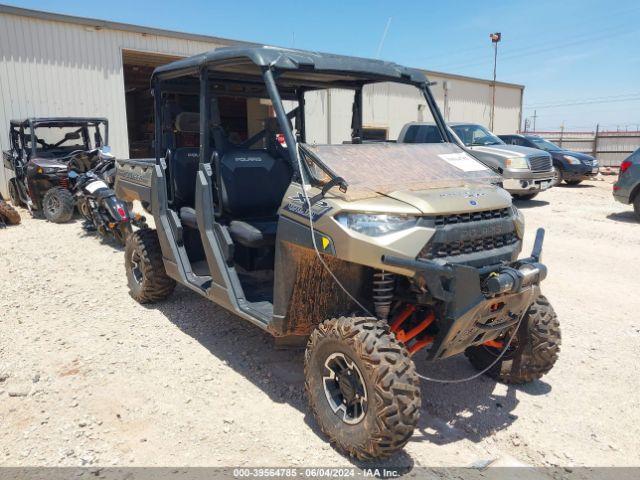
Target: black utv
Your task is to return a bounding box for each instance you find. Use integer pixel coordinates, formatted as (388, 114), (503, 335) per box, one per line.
(3, 117), (111, 222)
(115, 46), (560, 460)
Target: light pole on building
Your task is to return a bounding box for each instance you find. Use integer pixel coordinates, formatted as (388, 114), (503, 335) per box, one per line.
(489, 32), (501, 131)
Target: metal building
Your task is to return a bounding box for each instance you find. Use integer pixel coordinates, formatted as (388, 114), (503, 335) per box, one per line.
(0, 4), (524, 198)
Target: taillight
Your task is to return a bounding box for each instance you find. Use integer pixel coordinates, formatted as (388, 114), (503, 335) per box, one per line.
(620, 160), (632, 174)
(117, 206), (128, 220)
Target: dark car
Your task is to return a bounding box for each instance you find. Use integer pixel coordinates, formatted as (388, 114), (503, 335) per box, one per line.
(499, 134), (599, 186)
(613, 148), (640, 221)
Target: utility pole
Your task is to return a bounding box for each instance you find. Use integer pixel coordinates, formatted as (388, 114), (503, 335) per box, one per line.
(489, 32), (501, 131)
(532, 110), (537, 132)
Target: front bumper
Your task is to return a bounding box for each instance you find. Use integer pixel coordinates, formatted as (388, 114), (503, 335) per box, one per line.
(562, 162), (599, 181)
(383, 228), (547, 360)
(502, 170), (554, 194)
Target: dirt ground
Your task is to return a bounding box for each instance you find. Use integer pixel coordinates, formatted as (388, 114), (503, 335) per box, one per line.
(1, 177), (639, 469)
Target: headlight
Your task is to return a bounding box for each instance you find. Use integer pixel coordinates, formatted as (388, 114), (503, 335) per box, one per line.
(512, 205), (525, 239)
(335, 213), (417, 237)
(505, 157), (529, 169)
(563, 155), (582, 165)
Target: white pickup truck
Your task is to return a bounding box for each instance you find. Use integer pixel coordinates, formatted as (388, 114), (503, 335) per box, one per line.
(398, 122), (555, 200)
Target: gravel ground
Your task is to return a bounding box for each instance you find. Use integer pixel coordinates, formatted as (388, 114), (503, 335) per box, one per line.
(0, 177), (639, 469)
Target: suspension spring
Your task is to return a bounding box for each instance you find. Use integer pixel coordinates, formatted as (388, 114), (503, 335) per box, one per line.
(372, 270), (395, 321)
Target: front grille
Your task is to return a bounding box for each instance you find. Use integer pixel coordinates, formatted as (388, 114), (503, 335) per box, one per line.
(434, 207), (511, 226)
(419, 207), (519, 264)
(529, 155), (552, 172)
(423, 232), (519, 260)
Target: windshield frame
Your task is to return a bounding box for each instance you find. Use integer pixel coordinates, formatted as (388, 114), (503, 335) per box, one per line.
(264, 71), (453, 186)
(26, 119), (109, 157)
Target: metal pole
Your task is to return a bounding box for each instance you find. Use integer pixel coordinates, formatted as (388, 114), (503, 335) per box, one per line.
(490, 41), (497, 131)
(489, 32), (501, 131)
(532, 110), (537, 132)
(592, 123), (599, 158)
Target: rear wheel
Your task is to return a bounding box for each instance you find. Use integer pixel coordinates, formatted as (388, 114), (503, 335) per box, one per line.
(124, 228), (175, 303)
(42, 187), (74, 223)
(465, 295), (560, 384)
(0, 200), (21, 225)
(8, 180), (24, 207)
(113, 222), (132, 246)
(565, 179), (582, 186)
(633, 195), (640, 222)
(305, 316), (421, 459)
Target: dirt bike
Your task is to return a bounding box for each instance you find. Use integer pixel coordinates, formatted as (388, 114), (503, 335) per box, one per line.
(69, 158), (146, 245)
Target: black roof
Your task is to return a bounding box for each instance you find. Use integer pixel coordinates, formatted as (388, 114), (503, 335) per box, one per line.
(10, 117), (108, 128)
(152, 45), (427, 86)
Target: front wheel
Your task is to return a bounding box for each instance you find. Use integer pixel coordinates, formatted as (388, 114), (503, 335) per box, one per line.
(465, 295), (560, 384)
(124, 228), (176, 303)
(565, 179), (582, 186)
(551, 166), (563, 187)
(305, 316), (421, 459)
(42, 187), (74, 223)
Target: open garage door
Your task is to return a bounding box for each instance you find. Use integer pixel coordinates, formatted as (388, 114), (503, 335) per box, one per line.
(122, 50), (183, 158)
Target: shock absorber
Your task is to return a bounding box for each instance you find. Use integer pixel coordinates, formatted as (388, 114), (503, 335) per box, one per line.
(372, 270), (395, 321)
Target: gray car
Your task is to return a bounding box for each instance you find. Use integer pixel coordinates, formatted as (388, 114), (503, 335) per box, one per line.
(613, 147), (640, 220)
(397, 122), (555, 199)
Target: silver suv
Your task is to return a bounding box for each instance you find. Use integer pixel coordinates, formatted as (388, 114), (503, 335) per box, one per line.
(398, 122), (555, 199)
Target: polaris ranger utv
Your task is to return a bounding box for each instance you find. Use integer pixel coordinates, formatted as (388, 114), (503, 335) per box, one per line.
(3, 117), (111, 222)
(115, 46), (560, 459)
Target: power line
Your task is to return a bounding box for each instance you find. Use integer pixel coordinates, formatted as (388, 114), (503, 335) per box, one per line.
(418, 4), (640, 65)
(430, 22), (639, 71)
(524, 96), (640, 110)
(526, 92), (640, 107)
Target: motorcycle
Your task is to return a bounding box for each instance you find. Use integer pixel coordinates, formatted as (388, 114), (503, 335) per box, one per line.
(69, 157), (146, 245)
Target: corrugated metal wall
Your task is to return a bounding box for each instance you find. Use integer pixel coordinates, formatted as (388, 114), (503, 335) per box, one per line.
(0, 9), (524, 198)
(0, 11), (227, 198)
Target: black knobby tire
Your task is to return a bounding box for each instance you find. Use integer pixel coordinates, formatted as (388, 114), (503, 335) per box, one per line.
(633, 195), (640, 222)
(8, 181), (24, 207)
(565, 179), (582, 186)
(516, 193), (538, 201)
(305, 316), (421, 459)
(465, 295), (560, 384)
(42, 187), (75, 223)
(124, 228), (176, 303)
(0, 200), (21, 225)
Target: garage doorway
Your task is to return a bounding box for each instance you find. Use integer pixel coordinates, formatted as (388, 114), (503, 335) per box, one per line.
(122, 50), (183, 158)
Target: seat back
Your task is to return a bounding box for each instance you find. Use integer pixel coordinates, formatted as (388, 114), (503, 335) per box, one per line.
(171, 147), (200, 207)
(218, 149), (292, 218)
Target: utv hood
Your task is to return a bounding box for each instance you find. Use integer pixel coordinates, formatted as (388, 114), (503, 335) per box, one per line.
(303, 143), (501, 202)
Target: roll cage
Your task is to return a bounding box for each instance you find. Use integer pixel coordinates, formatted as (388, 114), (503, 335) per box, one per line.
(8, 117), (109, 160)
(150, 46), (454, 184)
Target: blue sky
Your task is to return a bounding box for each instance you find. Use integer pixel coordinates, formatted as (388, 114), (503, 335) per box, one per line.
(5, 0), (640, 131)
